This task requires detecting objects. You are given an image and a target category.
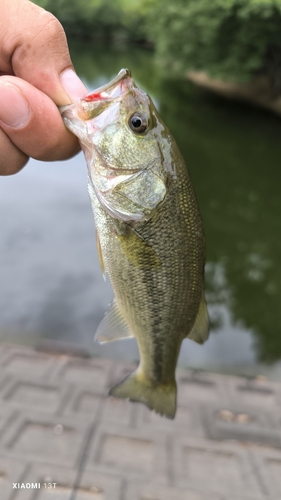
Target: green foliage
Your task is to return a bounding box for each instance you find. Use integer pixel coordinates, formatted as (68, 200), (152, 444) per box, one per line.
(149, 0), (281, 82)
(33, 0), (281, 83)
(33, 0), (152, 41)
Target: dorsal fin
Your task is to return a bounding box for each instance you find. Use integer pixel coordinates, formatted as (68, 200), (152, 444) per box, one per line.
(188, 292), (209, 344)
(95, 300), (134, 343)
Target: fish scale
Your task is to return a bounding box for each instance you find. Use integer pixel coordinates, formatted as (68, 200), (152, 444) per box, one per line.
(92, 151), (204, 392)
(61, 69), (209, 418)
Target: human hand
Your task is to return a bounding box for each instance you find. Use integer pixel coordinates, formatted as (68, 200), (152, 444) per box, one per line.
(0, 0), (87, 175)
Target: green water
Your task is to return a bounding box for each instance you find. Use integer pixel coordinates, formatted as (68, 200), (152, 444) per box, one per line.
(70, 40), (281, 366)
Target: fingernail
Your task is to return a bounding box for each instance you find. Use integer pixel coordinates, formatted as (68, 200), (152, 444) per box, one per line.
(0, 81), (30, 128)
(60, 68), (87, 101)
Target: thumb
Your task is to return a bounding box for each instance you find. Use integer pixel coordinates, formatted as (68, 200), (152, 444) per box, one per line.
(0, 0), (87, 105)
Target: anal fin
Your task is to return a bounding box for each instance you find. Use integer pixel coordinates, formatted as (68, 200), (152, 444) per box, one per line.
(95, 300), (134, 343)
(188, 292), (209, 345)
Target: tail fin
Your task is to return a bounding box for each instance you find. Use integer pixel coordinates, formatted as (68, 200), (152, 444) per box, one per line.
(109, 369), (177, 419)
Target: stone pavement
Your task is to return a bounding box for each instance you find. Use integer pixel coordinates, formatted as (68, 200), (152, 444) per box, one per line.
(0, 345), (281, 500)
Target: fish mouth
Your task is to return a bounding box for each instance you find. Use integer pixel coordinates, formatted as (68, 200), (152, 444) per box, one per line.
(60, 68), (134, 121)
(83, 68), (132, 102)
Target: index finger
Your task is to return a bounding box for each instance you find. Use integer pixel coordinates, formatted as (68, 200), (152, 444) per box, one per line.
(0, 0), (86, 105)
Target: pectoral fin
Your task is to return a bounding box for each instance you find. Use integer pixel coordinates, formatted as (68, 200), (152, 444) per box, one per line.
(95, 300), (134, 343)
(188, 292), (209, 344)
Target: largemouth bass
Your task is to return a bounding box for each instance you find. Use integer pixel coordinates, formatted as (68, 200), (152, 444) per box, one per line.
(61, 69), (209, 419)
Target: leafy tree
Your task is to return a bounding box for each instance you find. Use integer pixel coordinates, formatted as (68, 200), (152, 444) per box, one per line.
(149, 0), (281, 89)
(33, 0), (150, 41)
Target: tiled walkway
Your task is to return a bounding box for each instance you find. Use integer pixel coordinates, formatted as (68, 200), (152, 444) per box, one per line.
(0, 344), (280, 499)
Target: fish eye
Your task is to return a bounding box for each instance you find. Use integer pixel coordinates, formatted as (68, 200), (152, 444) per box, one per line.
(128, 113), (148, 134)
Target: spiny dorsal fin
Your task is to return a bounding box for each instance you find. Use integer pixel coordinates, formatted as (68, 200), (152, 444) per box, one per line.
(96, 230), (106, 281)
(188, 292), (209, 345)
(95, 300), (134, 343)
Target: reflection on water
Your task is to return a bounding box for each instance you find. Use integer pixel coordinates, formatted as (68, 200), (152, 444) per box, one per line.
(1, 41), (281, 378)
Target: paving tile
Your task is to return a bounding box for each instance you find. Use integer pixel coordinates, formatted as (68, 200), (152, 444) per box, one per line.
(271, 410), (281, 432)
(13, 464), (123, 500)
(59, 385), (103, 420)
(171, 436), (263, 498)
(100, 395), (134, 427)
(251, 447), (281, 497)
(0, 371), (12, 395)
(87, 423), (168, 484)
(133, 401), (204, 437)
(0, 377), (72, 415)
(0, 346), (281, 500)
(125, 480), (279, 500)
(0, 455), (27, 500)
(177, 370), (227, 406)
(0, 348), (55, 379)
(1, 410), (93, 468)
(201, 402), (281, 448)
(0, 405), (18, 442)
(60, 361), (137, 424)
(51, 357), (112, 395)
(223, 375), (280, 408)
(125, 481), (224, 500)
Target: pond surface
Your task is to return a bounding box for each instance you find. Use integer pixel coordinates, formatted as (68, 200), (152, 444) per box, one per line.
(1, 40), (281, 379)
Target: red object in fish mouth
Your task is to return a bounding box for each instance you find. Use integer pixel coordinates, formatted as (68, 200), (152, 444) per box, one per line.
(83, 92), (105, 102)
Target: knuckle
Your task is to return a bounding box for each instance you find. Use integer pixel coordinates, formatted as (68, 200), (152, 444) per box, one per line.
(26, 12), (67, 57)
(39, 11), (65, 43)
(1, 9), (66, 63)
(8, 11), (69, 71)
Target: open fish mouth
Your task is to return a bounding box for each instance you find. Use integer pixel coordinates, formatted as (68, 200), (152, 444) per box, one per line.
(60, 68), (134, 121)
(83, 68), (133, 102)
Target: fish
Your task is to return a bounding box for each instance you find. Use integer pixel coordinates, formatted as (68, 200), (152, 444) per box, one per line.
(60, 69), (209, 419)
